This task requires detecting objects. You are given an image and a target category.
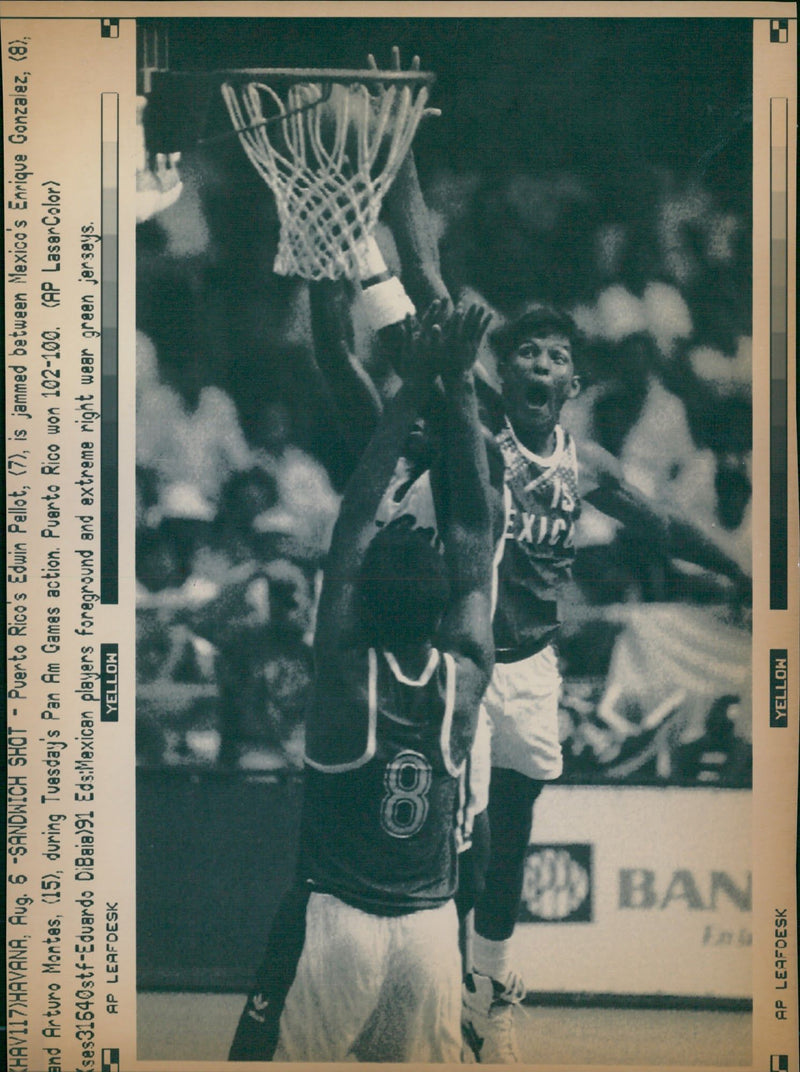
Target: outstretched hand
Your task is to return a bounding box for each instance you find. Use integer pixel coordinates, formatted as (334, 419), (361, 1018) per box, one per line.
(420, 302), (493, 379)
(136, 152), (183, 223)
(393, 306), (435, 384)
(366, 46), (442, 121)
(392, 301), (492, 384)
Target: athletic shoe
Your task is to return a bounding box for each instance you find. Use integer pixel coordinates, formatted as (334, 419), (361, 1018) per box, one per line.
(462, 970), (527, 1063)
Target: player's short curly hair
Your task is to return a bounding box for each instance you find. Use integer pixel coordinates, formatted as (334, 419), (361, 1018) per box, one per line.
(490, 303), (584, 370)
(359, 516), (450, 648)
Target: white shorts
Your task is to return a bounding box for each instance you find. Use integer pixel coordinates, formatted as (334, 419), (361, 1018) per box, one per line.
(467, 645), (563, 806)
(274, 892), (462, 1063)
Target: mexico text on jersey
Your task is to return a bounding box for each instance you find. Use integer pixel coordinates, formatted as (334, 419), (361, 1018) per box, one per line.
(494, 422), (580, 660)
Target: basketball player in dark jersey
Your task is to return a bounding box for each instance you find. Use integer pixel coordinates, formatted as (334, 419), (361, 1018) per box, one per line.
(263, 305), (495, 1063)
(309, 289), (749, 1064)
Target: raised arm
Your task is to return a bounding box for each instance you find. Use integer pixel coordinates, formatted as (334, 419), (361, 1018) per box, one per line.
(430, 307), (496, 679)
(309, 278), (383, 459)
(342, 48), (454, 382)
(580, 438), (751, 599)
(314, 316), (436, 658)
(373, 148), (454, 383)
(368, 48), (451, 315)
(383, 150), (451, 313)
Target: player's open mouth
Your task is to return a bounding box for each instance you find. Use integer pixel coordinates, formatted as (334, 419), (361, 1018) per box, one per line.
(525, 382), (551, 410)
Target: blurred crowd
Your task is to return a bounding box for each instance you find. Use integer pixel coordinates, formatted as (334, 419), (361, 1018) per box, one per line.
(136, 325), (339, 769)
(136, 30), (752, 784)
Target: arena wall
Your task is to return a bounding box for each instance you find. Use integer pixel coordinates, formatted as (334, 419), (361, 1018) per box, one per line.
(136, 771), (750, 1003)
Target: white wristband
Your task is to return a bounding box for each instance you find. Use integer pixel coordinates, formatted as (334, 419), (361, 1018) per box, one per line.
(360, 277), (416, 332)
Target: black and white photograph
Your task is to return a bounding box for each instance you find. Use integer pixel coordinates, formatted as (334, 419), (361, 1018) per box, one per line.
(6, 2), (797, 1070)
(131, 12), (762, 1066)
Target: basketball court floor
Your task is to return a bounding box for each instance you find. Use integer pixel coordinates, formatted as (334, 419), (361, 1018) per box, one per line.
(138, 991), (751, 1066)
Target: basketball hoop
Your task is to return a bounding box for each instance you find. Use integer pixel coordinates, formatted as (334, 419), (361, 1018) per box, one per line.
(220, 67), (435, 281)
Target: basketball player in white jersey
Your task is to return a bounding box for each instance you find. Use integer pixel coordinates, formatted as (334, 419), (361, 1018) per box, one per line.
(460, 302), (750, 1061)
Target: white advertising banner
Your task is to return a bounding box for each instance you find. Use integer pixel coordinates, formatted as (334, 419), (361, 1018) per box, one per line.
(516, 786), (752, 999)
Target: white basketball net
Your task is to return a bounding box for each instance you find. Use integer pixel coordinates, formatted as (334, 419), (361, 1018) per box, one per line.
(221, 79), (430, 281)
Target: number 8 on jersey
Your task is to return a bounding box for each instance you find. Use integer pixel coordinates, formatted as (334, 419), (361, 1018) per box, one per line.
(381, 750), (433, 838)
